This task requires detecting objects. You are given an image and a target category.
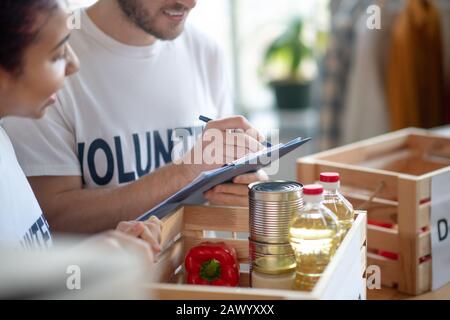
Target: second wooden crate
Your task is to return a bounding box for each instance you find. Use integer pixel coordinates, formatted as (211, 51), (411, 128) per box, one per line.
(297, 128), (450, 295)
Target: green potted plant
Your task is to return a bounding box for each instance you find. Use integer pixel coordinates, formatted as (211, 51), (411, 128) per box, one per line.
(261, 18), (320, 110)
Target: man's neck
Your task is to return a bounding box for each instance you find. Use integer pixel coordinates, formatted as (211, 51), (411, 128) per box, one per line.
(86, 0), (157, 46)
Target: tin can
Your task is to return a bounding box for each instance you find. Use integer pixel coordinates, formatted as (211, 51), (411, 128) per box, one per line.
(249, 181), (303, 244)
(248, 181), (303, 289)
(249, 239), (295, 271)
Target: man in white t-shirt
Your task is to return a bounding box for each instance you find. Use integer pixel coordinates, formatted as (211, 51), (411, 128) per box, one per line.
(4, 0), (266, 233)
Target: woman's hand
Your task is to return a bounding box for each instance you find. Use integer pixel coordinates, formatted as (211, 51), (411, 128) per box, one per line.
(116, 217), (163, 258)
(79, 216), (163, 267)
(78, 230), (156, 267)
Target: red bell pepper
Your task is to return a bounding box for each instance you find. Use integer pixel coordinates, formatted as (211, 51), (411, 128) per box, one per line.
(185, 242), (240, 287)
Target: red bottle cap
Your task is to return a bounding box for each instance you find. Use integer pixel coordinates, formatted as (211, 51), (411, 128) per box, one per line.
(320, 172), (340, 183)
(303, 184), (324, 195)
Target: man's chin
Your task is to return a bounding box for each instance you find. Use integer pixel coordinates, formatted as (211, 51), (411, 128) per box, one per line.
(148, 22), (186, 40)
(160, 31), (184, 40)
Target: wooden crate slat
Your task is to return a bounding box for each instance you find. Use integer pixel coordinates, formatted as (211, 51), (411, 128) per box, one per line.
(183, 230), (204, 238)
(409, 132), (450, 157)
(240, 271), (250, 288)
(340, 185), (399, 202)
(358, 149), (416, 171)
(184, 236), (249, 263)
(157, 206), (184, 249)
(418, 203), (431, 230)
(153, 238), (184, 283)
(304, 128), (415, 163)
(347, 130), (415, 162)
(167, 263), (252, 289)
(416, 176), (432, 201)
(346, 194), (398, 225)
(146, 283), (312, 300)
(184, 205), (249, 233)
(418, 231), (432, 258)
(296, 159), (317, 185)
(367, 225), (399, 253)
(397, 177), (421, 294)
(169, 269), (185, 284)
(373, 154), (449, 176)
(417, 166), (450, 181)
(299, 159), (400, 201)
(417, 260), (432, 294)
(346, 193), (431, 230)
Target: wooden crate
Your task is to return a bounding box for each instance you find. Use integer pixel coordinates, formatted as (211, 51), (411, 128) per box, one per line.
(145, 205), (367, 300)
(297, 128), (450, 295)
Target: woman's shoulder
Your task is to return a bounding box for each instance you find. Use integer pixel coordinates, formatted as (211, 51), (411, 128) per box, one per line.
(0, 124), (15, 153)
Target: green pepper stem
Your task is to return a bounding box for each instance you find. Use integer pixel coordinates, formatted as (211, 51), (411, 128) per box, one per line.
(200, 259), (222, 282)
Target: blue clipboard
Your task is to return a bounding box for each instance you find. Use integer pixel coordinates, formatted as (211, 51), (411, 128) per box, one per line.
(136, 136), (311, 221)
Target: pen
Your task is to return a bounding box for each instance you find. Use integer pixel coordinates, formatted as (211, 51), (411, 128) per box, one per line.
(199, 115), (213, 123)
(199, 115), (272, 148)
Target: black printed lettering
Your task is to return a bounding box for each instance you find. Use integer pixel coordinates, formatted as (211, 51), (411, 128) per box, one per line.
(87, 139), (114, 186)
(438, 219), (448, 242)
(114, 136), (136, 183)
(133, 132), (152, 177)
(154, 129), (174, 169)
(77, 143), (86, 186)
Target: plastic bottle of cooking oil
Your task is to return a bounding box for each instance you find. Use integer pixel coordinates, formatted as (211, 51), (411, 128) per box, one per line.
(289, 184), (340, 291)
(320, 172), (354, 239)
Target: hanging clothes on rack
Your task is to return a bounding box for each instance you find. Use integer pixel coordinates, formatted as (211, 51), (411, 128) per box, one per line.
(340, 1), (402, 144)
(319, 0), (371, 148)
(435, 0), (450, 124)
(445, 82), (450, 124)
(386, 0), (446, 130)
(435, 0), (450, 90)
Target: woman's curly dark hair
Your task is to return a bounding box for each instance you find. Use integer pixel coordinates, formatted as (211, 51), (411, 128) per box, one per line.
(0, 0), (59, 75)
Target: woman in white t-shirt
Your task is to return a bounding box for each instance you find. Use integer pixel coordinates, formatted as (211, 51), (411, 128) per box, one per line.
(0, 0), (162, 261)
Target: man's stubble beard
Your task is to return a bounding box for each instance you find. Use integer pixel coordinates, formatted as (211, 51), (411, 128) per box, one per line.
(115, 0), (185, 41)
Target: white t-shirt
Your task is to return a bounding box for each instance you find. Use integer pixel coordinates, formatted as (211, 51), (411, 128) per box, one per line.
(3, 9), (232, 188)
(0, 124), (52, 249)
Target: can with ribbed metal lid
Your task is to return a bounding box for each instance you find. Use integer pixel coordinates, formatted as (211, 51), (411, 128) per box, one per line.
(249, 181), (303, 244)
(248, 181), (303, 289)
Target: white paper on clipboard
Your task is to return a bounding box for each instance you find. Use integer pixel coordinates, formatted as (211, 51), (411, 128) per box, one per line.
(431, 169), (450, 291)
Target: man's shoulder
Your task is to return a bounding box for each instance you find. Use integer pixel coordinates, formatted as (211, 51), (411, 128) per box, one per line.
(179, 23), (222, 58)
